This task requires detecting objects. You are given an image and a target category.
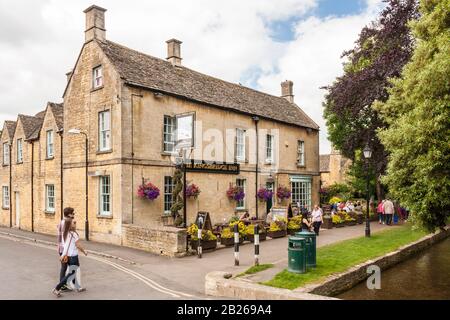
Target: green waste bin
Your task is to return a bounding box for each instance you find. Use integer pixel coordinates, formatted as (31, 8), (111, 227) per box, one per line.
(287, 236), (306, 274)
(295, 231), (316, 268)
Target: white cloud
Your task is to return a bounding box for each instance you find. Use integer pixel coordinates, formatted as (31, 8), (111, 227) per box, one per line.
(0, 0), (383, 155)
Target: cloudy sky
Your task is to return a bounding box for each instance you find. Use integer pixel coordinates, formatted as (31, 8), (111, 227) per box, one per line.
(0, 0), (385, 154)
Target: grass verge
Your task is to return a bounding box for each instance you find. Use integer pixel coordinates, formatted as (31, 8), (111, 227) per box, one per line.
(263, 223), (427, 290)
(237, 264), (274, 277)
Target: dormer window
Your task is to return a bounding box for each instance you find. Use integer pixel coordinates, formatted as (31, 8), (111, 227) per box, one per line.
(93, 66), (103, 89)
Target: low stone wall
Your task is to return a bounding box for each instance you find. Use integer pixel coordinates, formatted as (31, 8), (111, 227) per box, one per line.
(205, 271), (338, 300)
(121, 224), (187, 257)
(294, 227), (450, 297)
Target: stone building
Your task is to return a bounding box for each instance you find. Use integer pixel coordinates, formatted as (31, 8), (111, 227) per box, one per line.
(1, 5), (320, 256)
(320, 147), (352, 187)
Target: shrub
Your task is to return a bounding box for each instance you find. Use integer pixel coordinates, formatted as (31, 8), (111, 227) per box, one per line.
(329, 196), (343, 204)
(220, 227), (234, 239)
(187, 224), (217, 241)
(287, 220), (301, 230)
(246, 224), (265, 235)
(229, 221), (247, 237)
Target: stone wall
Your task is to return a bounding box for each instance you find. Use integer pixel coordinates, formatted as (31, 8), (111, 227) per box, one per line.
(121, 224), (187, 257)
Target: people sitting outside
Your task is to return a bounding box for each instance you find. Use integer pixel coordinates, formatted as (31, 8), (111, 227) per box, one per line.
(354, 201), (362, 213)
(301, 213), (312, 232)
(239, 211), (250, 225)
(300, 204), (309, 217)
(347, 201), (355, 212)
(311, 204), (324, 236)
(265, 211), (273, 225)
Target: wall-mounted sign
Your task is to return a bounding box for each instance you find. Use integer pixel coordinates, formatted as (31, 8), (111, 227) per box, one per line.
(183, 160), (240, 174)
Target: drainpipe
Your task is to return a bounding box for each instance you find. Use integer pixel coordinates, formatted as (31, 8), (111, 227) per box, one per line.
(30, 141), (34, 232)
(9, 143), (12, 228)
(252, 116), (259, 219)
(59, 131), (64, 220)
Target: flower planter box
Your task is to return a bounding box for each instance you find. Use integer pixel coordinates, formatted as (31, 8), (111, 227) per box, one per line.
(322, 217), (333, 229)
(267, 230), (287, 238)
(190, 239), (217, 251)
(287, 228), (301, 235)
(220, 237), (243, 247)
(333, 223), (345, 228)
(246, 233), (267, 243)
(346, 221), (357, 226)
(356, 215), (364, 224)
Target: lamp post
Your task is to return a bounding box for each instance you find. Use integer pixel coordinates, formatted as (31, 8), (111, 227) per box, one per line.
(363, 144), (372, 238)
(68, 128), (89, 241)
(252, 115), (260, 219)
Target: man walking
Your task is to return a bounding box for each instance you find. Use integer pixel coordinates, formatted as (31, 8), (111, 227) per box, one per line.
(57, 207), (75, 291)
(383, 199), (395, 226)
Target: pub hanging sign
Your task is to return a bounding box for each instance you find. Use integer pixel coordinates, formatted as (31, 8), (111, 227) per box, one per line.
(182, 160), (240, 174)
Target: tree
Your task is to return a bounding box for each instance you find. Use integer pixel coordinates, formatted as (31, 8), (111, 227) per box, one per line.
(170, 168), (184, 226)
(323, 0), (419, 200)
(374, 0), (450, 232)
(346, 150), (377, 199)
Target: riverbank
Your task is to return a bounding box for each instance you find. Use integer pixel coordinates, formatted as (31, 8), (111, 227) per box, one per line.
(263, 223), (427, 289)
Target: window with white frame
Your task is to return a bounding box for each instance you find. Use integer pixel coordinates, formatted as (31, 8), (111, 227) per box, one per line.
(176, 113), (194, 149)
(17, 139), (23, 163)
(163, 116), (176, 153)
(266, 134), (274, 163)
(297, 140), (305, 166)
(99, 176), (111, 216)
(235, 129), (245, 162)
(236, 178), (246, 209)
(3, 143), (9, 165)
(164, 176), (175, 214)
(93, 66), (103, 89)
(2, 186), (9, 209)
(46, 130), (54, 158)
(45, 184), (55, 212)
(98, 110), (111, 151)
(291, 176), (311, 211)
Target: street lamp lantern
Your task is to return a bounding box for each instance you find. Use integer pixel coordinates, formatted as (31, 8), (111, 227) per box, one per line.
(363, 143), (372, 237)
(68, 128), (90, 241)
(363, 144), (372, 159)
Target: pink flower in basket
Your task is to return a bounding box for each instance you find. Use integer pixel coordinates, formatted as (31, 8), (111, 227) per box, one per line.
(185, 183), (201, 199)
(137, 182), (160, 200)
(276, 186), (291, 200)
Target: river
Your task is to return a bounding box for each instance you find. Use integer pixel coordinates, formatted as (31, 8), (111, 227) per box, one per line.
(336, 237), (450, 300)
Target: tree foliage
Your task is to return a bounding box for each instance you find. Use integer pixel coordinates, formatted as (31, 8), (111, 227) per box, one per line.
(374, 0), (450, 231)
(170, 169), (184, 225)
(323, 0), (419, 200)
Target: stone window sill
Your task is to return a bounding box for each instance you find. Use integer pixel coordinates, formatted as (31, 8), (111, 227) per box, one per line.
(44, 210), (56, 215)
(161, 151), (177, 157)
(97, 214), (113, 219)
(16, 161), (23, 165)
(2, 207), (9, 210)
(91, 86), (104, 93)
(97, 149), (113, 155)
(297, 164), (306, 168)
(2, 164), (9, 167)
(235, 208), (247, 212)
(46, 157), (55, 161)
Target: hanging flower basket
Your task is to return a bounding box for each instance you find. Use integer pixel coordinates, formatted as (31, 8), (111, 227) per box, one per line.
(226, 184), (245, 202)
(137, 182), (160, 200)
(276, 186), (291, 201)
(185, 183), (201, 199)
(257, 187), (273, 202)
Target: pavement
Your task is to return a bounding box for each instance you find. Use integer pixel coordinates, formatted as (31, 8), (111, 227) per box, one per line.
(0, 222), (398, 299)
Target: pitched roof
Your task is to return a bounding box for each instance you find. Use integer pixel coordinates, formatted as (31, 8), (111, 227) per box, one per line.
(49, 102), (64, 131)
(18, 114), (45, 141)
(98, 40), (319, 130)
(320, 154), (330, 172)
(4, 121), (17, 139)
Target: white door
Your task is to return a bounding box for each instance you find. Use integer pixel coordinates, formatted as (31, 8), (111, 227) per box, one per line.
(15, 192), (20, 228)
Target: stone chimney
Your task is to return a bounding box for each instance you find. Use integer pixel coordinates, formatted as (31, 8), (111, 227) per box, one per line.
(84, 5), (107, 43)
(281, 80), (294, 103)
(66, 70), (73, 82)
(166, 39), (182, 66)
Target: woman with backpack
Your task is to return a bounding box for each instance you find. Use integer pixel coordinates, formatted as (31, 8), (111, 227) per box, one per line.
(53, 220), (88, 297)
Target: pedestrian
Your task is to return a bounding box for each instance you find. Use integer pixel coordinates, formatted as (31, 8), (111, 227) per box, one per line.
(383, 198), (395, 225)
(57, 207), (75, 292)
(311, 204), (323, 236)
(53, 220), (88, 297)
(377, 200), (385, 225)
(301, 212), (312, 232)
(300, 204), (309, 216)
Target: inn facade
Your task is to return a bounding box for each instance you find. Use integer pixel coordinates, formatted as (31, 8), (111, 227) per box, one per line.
(0, 5), (320, 256)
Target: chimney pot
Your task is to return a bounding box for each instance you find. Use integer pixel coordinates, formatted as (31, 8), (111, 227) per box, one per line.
(281, 80), (294, 103)
(166, 39), (182, 66)
(84, 5), (107, 43)
(66, 70), (73, 83)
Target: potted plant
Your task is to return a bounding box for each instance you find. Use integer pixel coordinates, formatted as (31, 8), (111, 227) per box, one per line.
(245, 224), (266, 242)
(322, 214), (333, 229)
(226, 184), (245, 202)
(276, 186), (291, 204)
(187, 224), (218, 251)
(267, 218), (287, 238)
(229, 221), (246, 242)
(257, 187), (273, 202)
(185, 183), (201, 199)
(137, 182), (160, 200)
(332, 215), (345, 227)
(220, 227), (236, 246)
(287, 220), (301, 235)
